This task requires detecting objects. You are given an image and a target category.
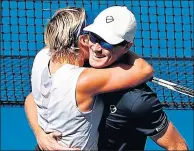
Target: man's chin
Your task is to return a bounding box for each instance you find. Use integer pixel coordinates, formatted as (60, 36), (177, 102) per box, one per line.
(91, 65), (104, 69)
(89, 62), (107, 69)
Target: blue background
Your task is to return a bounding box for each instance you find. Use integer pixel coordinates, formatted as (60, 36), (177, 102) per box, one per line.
(1, 0), (193, 150)
(1, 107), (193, 150)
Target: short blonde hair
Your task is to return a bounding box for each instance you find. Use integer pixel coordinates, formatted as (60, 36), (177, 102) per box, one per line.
(44, 7), (86, 63)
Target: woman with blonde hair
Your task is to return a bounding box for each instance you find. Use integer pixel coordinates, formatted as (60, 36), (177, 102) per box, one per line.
(30, 7), (153, 150)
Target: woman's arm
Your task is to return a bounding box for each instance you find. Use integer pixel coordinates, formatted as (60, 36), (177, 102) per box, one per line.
(77, 51), (153, 96)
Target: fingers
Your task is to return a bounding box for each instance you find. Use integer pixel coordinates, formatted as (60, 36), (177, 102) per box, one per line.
(49, 131), (62, 141)
(38, 132), (80, 151)
(50, 143), (80, 151)
(53, 132), (62, 141)
(52, 131), (62, 137)
(68, 148), (80, 150)
(50, 139), (80, 150)
(38, 132), (61, 150)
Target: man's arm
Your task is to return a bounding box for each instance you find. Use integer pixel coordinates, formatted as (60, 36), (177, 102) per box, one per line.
(24, 93), (77, 150)
(151, 122), (189, 150)
(131, 84), (188, 150)
(24, 93), (41, 139)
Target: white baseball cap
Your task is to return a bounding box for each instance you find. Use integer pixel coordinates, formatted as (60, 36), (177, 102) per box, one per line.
(84, 6), (137, 45)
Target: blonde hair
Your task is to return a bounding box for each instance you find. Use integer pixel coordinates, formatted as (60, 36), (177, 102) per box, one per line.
(44, 7), (86, 64)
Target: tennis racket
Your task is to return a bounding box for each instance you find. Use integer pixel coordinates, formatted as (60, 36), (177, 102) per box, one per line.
(151, 77), (194, 97)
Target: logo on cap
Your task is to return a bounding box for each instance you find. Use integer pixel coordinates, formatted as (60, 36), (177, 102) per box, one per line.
(106, 16), (114, 23)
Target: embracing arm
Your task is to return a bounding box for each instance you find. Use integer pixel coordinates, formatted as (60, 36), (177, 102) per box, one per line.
(117, 50), (154, 84)
(78, 51), (153, 95)
(24, 93), (42, 138)
(151, 122), (189, 150)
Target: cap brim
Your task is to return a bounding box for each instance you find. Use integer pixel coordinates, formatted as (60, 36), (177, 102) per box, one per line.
(83, 24), (124, 45)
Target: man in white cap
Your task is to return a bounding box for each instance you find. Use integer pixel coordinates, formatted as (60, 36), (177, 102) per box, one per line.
(25, 6), (188, 150)
(83, 6), (188, 150)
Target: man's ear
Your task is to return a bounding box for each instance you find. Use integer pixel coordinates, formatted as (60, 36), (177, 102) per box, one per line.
(122, 41), (133, 53)
(78, 35), (89, 53)
(79, 35), (89, 46)
(78, 35), (90, 61)
(125, 41), (133, 49)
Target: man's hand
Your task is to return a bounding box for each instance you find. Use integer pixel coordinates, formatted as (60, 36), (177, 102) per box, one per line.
(36, 130), (80, 150)
(25, 94), (80, 150)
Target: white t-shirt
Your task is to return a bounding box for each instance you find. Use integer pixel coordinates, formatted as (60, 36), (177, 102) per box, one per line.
(31, 48), (104, 150)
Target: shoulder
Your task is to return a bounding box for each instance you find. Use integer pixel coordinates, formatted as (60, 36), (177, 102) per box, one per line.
(120, 83), (162, 114)
(34, 47), (50, 62)
(32, 47), (50, 70)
